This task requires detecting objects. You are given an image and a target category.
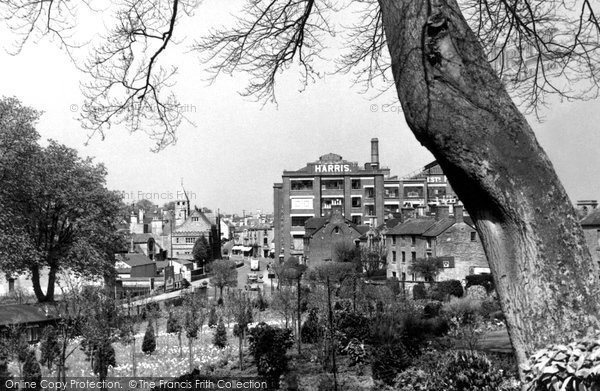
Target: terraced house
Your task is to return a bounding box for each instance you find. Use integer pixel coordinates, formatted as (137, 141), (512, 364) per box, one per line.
(386, 205), (489, 283)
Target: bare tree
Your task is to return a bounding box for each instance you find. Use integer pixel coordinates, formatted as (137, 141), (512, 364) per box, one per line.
(4, 0), (600, 381)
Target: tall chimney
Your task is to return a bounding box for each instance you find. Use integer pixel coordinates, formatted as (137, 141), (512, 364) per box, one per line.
(371, 138), (379, 169)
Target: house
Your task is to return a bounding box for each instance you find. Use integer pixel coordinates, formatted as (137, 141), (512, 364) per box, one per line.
(302, 210), (370, 265)
(0, 304), (60, 343)
(386, 205), (489, 282)
(170, 209), (213, 260)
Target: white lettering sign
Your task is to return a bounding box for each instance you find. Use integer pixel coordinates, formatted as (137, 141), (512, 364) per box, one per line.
(315, 164), (351, 173)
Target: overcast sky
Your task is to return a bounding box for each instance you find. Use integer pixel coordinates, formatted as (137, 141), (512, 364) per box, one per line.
(1, 1), (599, 215)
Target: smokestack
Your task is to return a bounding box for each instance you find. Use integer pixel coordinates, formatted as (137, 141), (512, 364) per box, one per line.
(435, 205), (450, 220)
(454, 204), (464, 223)
(371, 138), (379, 169)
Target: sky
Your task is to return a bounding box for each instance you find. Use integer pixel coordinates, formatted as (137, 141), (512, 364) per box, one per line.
(1, 1), (599, 215)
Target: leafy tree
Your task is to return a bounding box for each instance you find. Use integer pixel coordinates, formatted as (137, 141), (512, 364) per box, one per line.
(92, 342), (116, 381)
(182, 292), (206, 372)
(301, 308), (322, 344)
(228, 290), (253, 370)
(22, 350), (41, 391)
(0, 98), (127, 302)
(7, 0), (600, 377)
(208, 306), (218, 328)
(280, 257), (307, 354)
(359, 243), (388, 278)
(409, 257), (444, 282)
(213, 317), (228, 349)
(40, 326), (60, 370)
(192, 234), (211, 273)
(208, 259), (237, 302)
(248, 322), (293, 388)
(141, 323), (157, 355)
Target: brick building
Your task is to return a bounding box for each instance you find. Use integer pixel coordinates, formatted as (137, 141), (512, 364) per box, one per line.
(273, 139), (461, 263)
(386, 205), (489, 282)
(302, 211), (369, 265)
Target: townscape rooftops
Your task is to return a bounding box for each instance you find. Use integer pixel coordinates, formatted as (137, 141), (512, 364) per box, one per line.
(581, 209), (600, 227)
(117, 253), (154, 267)
(387, 216), (456, 237)
(0, 304), (59, 326)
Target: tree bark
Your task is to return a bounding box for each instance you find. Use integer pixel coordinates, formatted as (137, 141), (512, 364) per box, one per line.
(378, 0), (600, 376)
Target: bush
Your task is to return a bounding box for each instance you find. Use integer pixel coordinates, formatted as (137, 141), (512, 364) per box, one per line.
(142, 323), (157, 354)
(466, 285), (489, 300)
(248, 322), (293, 388)
(22, 350), (41, 390)
(372, 343), (410, 385)
(523, 338), (600, 390)
(335, 310), (370, 348)
(166, 311), (181, 334)
(40, 326), (60, 370)
(393, 367), (444, 391)
(465, 273), (495, 294)
(423, 301), (443, 318)
(431, 280), (464, 301)
(413, 283), (427, 300)
(480, 296), (502, 319)
(441, 351), (505, 390)
(301, 308), (322, 343)
(253, 291), (269, 311)
(213, 318), (227, 348)
(93, 342), (116, 381)
(208, 307), (218, 327)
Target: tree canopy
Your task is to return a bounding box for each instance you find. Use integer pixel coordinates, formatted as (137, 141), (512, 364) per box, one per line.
(0, 97), (127, 302)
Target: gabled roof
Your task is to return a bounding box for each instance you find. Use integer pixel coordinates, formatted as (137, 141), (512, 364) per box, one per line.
(304, 217), (329, 231)
(0, 304), (59, 326)
(118, 253), (153, 267)
(581, 209), (600, 227)
(387, 217), (456, 237)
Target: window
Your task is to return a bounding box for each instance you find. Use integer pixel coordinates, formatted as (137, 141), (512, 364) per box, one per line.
(291, 216), (311, 227)
(392, 251), (397, 263)
(192, 217), (199, 222)
(365, 205), (375, 216)
(8, 278), (14, 293)
(470, 231), (477, 242)
(263, 237), (268, 245)
(411, 251), (416, 261)
(291, 180), (313, 190)
(384, 188), (399, 198)
(401, 272), (406, 281)
(411, 236), (416, 246)
(333, 226), (340, 234)
(186, 237), (195, 244)
(401, 251), (406, 262)
(392, 272), (397, 278)
(392, 236), (397, 245)
(351, 179), (361, 189)
(426, 238), (432, 249)
(351, 197), (362, 207)
(351, 216), (361, 225)
(365, 188), (375, 198)
(322, 179), (344, 190)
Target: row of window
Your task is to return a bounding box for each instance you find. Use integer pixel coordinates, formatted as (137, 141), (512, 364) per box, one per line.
(391, 250), (417, 263)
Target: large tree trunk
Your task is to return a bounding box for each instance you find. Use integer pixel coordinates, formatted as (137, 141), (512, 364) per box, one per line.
(378, 0), (600, 376)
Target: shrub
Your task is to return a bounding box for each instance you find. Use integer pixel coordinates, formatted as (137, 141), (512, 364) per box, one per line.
(40, 326), (60, 370)
(466, 285), (488, 300)
(208, 306), (218, 327)
(142, 323), (157, 354)
(248, 322), (293, 388)
(22, 350), (41, 390)
(523, 338), (600, 390)
(442, 296), (484, 350)
(342, 338), (367, 368)
(92, 342), (116, 381)
(423, 301), (443, 318)
(480, 296), (502, 319)
(431, 280), (464, 301)
(441, 351), (505, 390)
(0, 359), (11, 390)
(465, 273), (495, 294)
(413, 283), (427, 300)
(372, 342), (410, 385)
(301, 308), (322, 343)
(393, 367), (444, 391)
(166, 311), (181, 334)
(335, 310), (370, 348)
(213, 318), (227, 348)
(253, 290), (269, 311)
